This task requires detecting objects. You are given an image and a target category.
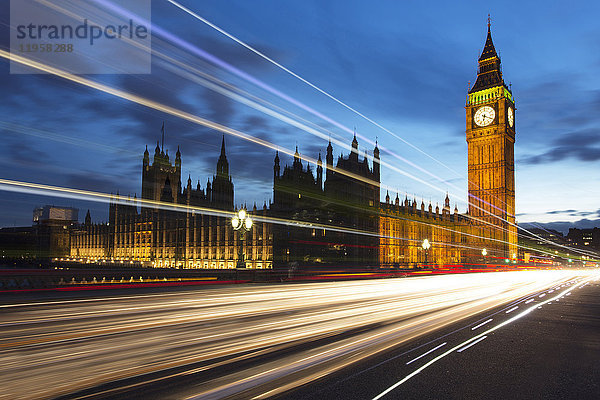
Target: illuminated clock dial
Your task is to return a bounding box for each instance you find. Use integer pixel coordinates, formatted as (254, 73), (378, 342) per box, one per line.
(507, 107), (514, 128)
(474, 106), (495, 127)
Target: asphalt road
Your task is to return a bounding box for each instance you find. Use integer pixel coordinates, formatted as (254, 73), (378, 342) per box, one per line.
(283, 274), (600, 400)
(0, 270), (597, 400)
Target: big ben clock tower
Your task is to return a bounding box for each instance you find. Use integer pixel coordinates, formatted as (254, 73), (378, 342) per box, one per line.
(466, 19), (517, 259)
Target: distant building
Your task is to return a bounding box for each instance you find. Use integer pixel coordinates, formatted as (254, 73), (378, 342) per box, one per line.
(519, 228), (565, 245)
(0, 226), (37, 260)
(0, 205), (78, 261)
(566, 228), (600, 249)
(33, 206), (78, 259)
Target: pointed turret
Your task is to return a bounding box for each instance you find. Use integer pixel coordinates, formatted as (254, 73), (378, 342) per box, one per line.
(216, 135), (229, 178)
(373, 139), (380, 182)
(293, 145), (302, 170)
(385, 191), (390, 204)
(479, 18), (498, 61)
(175, 145), (181, 168)
(274, 151), (280, 179)
(350, 131), (359, 161)
(206, 178), (212, 201)
(143, 145), (149, 167)
(316, 152), (323, 189)
(326, 139), (334, 181)
(84, 209), (91, 226)
(469, 17), (504, 93)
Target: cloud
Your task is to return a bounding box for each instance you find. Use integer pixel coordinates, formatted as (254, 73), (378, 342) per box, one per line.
(521, 128), (600, 164)
(241, 115), (272, 133)
(3, 141), (49, 168)
(519, 209), (600, 218)
(201, 88), (235, 125)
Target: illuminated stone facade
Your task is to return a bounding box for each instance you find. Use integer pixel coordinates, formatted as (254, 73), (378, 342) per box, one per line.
(69, 23), (517, 269)
(379, 23), (517, 266)
(466, 23), (518, 258)
(379, 194), (469, 268)
(70, 137), (273, 269)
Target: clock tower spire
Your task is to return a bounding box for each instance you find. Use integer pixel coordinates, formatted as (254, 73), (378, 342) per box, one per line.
(465, 20), (517, 260)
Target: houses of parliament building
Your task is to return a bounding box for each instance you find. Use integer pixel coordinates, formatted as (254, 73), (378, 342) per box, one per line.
(69, 23), (518, 269)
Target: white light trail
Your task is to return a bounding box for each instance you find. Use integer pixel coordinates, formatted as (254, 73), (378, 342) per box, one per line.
(405, 342), (447, 365)
(160, 0), (600, 260)
(3, 1), (593, 260)
(163, 0), (465, 182)
(0, 51), (540, 258)
(370, 271), (599, 400)
(471, 318), (493, 330)
(0, 270), (591, 399)
(456, 335), (487, 353)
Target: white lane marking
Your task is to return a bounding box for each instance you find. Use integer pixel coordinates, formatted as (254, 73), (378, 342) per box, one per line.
(525, 299), (534, 304)
(548, 290), (554, 293)
(370, 274), (600, 400)
(471, 319), (493, 331)
(505, 306), (518, 314)
(566, 293), (571, 296)
(405, 342), (447, 365)
(539, 294), (546, 298)
(457, 336), (487, 353)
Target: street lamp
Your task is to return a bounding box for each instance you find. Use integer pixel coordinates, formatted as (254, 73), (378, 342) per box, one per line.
(232, 208), (253, 268)
(422, 238), (431, 268)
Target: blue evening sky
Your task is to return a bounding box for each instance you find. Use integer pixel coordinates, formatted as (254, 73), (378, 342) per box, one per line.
(1, 0), (599, 233)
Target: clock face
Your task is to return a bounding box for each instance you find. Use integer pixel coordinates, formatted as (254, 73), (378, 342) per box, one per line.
(507, 107), (514, 128)
(474, 106), (495, 127)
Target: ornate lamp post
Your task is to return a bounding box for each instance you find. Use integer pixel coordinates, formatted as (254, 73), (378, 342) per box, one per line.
(482, 248), (487, 266)
(231, 208), (252, 268)
(422, 238), (431, 268)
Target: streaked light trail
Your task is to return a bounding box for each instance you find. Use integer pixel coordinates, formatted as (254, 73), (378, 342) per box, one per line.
(370, 271), (599, 400)
(0, 270), (594, 399)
